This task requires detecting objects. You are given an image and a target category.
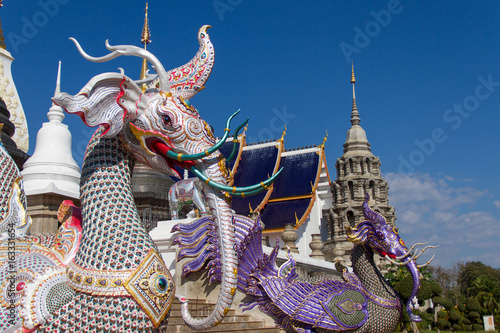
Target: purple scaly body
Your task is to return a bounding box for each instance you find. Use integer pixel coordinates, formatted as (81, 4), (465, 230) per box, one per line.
(175, 194), (437, 333)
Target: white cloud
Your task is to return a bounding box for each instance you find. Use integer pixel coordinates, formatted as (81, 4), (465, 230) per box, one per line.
(385, 172), (499, 269)
(494, 200), (500, 209)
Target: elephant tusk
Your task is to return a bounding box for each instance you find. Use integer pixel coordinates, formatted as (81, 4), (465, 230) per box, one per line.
(395, 242), (427, 260)
(190, 166), (283, 195)
(412, 245), (439, 261)
(385, 255), (411, 266)
(417, 255), (435, 268)
(165, 110), (241, 161)
(225, 118), (249, 163)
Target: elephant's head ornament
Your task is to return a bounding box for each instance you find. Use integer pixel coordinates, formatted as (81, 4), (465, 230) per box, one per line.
(53, 26), (280, 330)
(347, 194), (438, 322)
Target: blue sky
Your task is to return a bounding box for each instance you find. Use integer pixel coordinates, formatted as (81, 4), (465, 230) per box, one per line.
(2, 1), (499, 268)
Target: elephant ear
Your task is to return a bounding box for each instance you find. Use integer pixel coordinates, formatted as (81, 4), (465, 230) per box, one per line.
(148, 25), (214, 100)
(53, 72), (147, 137)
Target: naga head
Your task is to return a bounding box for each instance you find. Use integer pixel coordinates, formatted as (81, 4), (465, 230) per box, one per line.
(347, 193), (438, 322)
(53, 26), (280, 195)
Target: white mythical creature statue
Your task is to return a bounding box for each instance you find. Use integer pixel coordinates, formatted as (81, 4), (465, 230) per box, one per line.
(0, 26), (281, 332)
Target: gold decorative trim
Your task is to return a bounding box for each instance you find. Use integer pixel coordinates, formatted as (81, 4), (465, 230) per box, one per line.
(66, 261), (133, 296)
(124, 249), (175, 328)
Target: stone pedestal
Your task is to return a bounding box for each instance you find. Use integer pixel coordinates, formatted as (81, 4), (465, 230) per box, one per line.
(309, 234), (325, 260)
(281, 223), (299, 254)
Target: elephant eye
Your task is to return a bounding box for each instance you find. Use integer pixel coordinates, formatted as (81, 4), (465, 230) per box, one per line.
(162, 114), (171, 126)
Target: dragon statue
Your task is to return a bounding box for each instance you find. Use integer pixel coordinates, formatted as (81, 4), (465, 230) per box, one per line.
(175, 194), (437, 333)
(0, 26), (282, 332)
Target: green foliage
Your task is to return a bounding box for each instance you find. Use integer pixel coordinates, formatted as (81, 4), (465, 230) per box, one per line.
(436, 318), (451, 330)
(468, 310), (480, 318)
(466, 298), (481, 312)
(449, 309), (461, 321)
(394, 275), (413, 302)
(472, 323), (483, 331)
(418, 310), (434, 328)
(430, 282), (442, 295)
(418, 280), (442, 301)
(474, 317), (483, 324)
(418, 311), (433, 331)
(433, 296), (454, 309)
(437, 309), (448, 319)
(459, 261), (500, 299)
(463, 318), (471, 325)
(457, 303), (466, 312)
(464, 324), (472, 331)
(452, 323), (462, 331)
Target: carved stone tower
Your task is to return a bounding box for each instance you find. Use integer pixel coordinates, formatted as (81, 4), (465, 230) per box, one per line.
(324, 66), (395, 270)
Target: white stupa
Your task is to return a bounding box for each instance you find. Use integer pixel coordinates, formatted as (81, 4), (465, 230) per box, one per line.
(21, 61), (80, 201)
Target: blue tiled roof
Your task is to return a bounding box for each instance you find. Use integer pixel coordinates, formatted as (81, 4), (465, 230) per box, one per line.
(233, 146), (279, 187)
(230, 145), (280, 215)
(269, 152), (320, 199)
(260, 198), (312, 229)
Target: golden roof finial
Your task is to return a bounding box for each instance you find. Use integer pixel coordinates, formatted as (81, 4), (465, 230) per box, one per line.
(318, 130), (328, 149)
(351, 61), (356, 84)
(141, 2), (151, 46)
(278, 125), (287, 143)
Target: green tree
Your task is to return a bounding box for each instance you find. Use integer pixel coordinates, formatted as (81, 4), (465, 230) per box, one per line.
(458, 261), (500, 299)
(472, 277), (500, 315)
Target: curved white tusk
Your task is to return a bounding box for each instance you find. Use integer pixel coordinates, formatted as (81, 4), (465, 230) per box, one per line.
(385, 255), (410, 266)
(417, 254), (435, 268)
(412, 245), (439, 260)
(396, 242), (427, 260)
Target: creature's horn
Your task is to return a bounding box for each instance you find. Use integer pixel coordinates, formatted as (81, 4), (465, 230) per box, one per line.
(396, 242), (428, 260)
(225, 119), (249, 163)
(165, 110), (240, 161)
(191, 166), (283, 196)
(69, 38), (171, 93)
(362, 193), (388, 226)
(417, 255), (436, 268)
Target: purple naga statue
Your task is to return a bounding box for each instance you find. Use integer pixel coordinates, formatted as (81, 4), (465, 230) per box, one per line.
(174, 194), (437, 333)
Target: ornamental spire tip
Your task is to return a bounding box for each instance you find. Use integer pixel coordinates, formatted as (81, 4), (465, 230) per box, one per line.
(351, 61), (356, 84)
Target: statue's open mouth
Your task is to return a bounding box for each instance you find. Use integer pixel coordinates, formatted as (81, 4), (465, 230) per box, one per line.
(149, 139), (195, 178)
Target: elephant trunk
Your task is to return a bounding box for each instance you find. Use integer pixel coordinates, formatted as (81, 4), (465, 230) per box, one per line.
(405, 259), (422, 322)
(178, 154), (237, 330)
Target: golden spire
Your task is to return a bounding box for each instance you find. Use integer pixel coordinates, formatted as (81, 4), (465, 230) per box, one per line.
(140, 2), (151, 91)
(141, 2), (151, 46)
(351, 61), (356, 84)
(350, 62), (360, 126)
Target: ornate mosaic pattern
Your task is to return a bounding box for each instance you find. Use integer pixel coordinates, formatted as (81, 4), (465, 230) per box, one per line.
(149, 25), (214, 100)
(0, 140), (25, 223)
(0, 178), (31, 240)
(66, 260), (132, 296)
(124, 250), (175, 328)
